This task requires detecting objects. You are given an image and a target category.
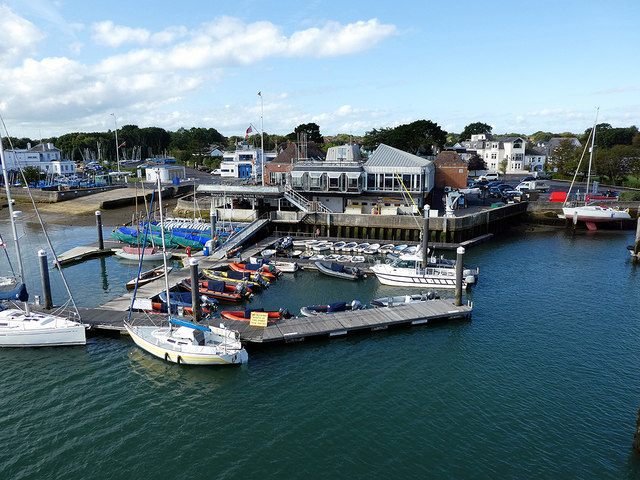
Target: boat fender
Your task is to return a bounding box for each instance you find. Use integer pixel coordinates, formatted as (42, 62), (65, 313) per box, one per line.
(232, 354), (237, 363)
(427, 291), (436, 300)
(177, 355), (182, 365)
(186, 247), (191, 257)
(164, 352), (169, 362)
(279, 307), (292, 319)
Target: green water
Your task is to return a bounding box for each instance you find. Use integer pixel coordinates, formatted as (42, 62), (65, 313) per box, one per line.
(1, 223), (640, 479)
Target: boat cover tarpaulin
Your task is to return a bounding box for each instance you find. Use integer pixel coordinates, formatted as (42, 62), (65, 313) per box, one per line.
(0, 283), (28, 301)
(169, 317), (210, 332)
(549, 191), (567, 202)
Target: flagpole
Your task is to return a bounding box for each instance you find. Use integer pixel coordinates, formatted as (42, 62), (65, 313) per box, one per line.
(111, 113), (120, 173)
(259, 92), (264, 187)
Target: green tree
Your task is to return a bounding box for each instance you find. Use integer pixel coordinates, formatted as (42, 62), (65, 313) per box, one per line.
(363, 120), (447, 155)
(499, 159), (508, 176)
(288, 123), (323, 144)
(21, 166), (43, 185)
(459, 122), (492, 141)
(550, 139), (581, 175)
(467, 153), (486, 172)
(530, 131), (554, 143)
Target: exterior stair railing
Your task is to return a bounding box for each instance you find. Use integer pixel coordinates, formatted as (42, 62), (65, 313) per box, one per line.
(282, 184), (332, 214)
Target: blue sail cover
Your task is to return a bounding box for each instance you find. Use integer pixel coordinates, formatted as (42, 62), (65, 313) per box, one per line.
(169, 317), (211, 332)
(0, 283), (28, 302)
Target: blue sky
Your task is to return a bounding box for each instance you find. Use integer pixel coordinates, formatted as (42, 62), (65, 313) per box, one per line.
(0, 0), (638, 140)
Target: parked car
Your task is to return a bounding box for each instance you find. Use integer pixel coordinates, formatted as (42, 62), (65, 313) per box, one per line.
(533, 171), (552, 180)
(211, 169), (222, 175)
(521, 175), (536, 182)
(479, 173), (501, 181)
(515, 180), (550, 193)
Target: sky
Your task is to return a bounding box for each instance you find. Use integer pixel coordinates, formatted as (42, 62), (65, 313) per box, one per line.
(0, 0), (638, 141)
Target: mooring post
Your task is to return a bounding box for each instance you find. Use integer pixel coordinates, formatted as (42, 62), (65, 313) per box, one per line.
(455, 246), (464, 306)
(422, 205), (430, 266)
(38, 249), (53, 309)
(210, 214), (217, 240)
(95, 210), (104, 250)
(189, 257), (201, 322)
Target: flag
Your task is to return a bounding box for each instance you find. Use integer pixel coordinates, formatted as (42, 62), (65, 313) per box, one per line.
(245, 126), (253, 138)
(119, 141), (126, 148)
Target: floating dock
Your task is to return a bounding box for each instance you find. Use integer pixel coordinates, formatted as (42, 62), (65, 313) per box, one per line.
(81, 299), (472, 344)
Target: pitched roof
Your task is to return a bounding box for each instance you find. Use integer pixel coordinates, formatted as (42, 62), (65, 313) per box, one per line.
(271, 141), (326, 165)
(364, 144), (433, 173)
(434, 151), (464, 166)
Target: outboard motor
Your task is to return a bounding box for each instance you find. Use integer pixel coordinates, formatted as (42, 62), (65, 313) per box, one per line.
(351, 300), (363, 310)
(278, 307), (292, 319)
(427, 291), (436, 300)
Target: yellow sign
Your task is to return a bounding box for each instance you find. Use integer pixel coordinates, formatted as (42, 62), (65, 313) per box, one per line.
(249, 311), (269, 327)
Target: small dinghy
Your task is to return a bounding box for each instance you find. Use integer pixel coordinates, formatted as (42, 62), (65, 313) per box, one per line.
(126, 266), (173, 290)
(315, 261), (365, 281)
(350, 255), (365, 264)
(300, 300), (365, 317)
(116, 245), (172, 262)
(331, 241), (346, 251)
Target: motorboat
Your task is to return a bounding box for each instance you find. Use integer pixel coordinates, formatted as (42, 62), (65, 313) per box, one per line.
(315, 261), (365, 281)
(181, 278), (253, 302)
(370, 291), (439, 307)
(228, 262), (280, 281)
(270, 261), (299, 273)
(220, 307), (292, 323)
(371, 253), (478, 289)
(300, 300), (365, 317)
(201, 269), (268, 290)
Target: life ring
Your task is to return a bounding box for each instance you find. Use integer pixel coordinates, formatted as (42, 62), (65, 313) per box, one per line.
(177, 355), (182, 365)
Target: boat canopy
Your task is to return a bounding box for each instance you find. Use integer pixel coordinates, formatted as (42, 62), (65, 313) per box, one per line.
(0, 283), (28, 302)
(169, 317), (211, 332)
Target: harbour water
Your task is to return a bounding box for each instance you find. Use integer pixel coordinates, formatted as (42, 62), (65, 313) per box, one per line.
(1, 220), (640, 479)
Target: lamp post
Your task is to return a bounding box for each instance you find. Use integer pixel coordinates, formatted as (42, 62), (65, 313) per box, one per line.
(111, 113), (120, 173)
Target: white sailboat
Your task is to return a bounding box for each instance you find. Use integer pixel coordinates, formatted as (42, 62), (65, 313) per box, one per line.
(0, 128), (86, 347)
(124, 173), (247, 365)
(560, 108), (630, 229)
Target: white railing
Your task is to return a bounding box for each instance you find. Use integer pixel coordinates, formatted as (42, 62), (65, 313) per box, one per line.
(282, 185), (331, 213)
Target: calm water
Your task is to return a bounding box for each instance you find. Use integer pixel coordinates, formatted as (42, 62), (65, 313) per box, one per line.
(1, 221), (640, 479)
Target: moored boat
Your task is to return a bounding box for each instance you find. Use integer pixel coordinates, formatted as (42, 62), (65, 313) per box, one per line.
(228, 262), (281, 281)
(315, 261), (365, 281)
(116, 245), (171, 262)
(370, 291), (439, 307)
(201, 269), (268, 289)
(220, 307), (292, 323)
(300, 300), (365, 317)
(181, 278), (253, 302)
(126, 266), (173, 290)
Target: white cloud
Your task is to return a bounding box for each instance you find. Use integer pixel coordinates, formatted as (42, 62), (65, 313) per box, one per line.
(0, 5), (44, 65)
(91, 21), (150, 47)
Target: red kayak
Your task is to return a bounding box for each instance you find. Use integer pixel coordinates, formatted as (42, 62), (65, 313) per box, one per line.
(228, 262), (280, 281)
(220, 307), (292, 322)
(181, 278), (253, 303)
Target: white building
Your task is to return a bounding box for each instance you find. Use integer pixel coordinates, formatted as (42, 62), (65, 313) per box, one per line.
(2, 143), (76, 175)
(460, 134), (528, 174)
(220, 141), (277, 180)
(144, 165), (186, 183)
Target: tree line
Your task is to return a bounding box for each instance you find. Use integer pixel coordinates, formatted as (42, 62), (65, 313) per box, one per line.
(2, 119), (638, 184)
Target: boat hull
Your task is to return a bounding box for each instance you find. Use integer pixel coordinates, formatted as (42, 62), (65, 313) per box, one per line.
(561, 206), (631, 222)
(125, 324), (247, 365)
(371, 266), (468, 289)
(0, 309), (86, 347)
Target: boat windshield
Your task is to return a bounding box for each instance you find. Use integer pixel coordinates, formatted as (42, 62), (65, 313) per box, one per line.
(391, 258), (417, 269)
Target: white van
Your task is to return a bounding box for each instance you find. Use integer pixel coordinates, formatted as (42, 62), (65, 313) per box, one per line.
(516, 180), (549, 193)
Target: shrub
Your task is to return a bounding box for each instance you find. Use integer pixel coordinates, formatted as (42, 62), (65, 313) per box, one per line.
(619, 191), (640, 201)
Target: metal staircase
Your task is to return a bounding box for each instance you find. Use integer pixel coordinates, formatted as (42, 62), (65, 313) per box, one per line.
(282, 185), (331, 213)
(211, 218), (269, 260)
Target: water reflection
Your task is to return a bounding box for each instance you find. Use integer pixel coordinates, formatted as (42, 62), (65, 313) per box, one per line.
(127, 347), (245, 392)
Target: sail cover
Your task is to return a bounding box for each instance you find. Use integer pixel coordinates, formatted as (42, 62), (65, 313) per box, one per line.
(0, 283), (28, 302)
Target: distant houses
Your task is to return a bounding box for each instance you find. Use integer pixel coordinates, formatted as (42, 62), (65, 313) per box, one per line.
(1, 142), (76, 176)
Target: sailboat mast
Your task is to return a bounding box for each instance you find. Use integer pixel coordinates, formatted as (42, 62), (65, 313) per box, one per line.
(155, 172), (172, 322)
(0, 133), (30, 314)
(585, 107), (599, 201)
